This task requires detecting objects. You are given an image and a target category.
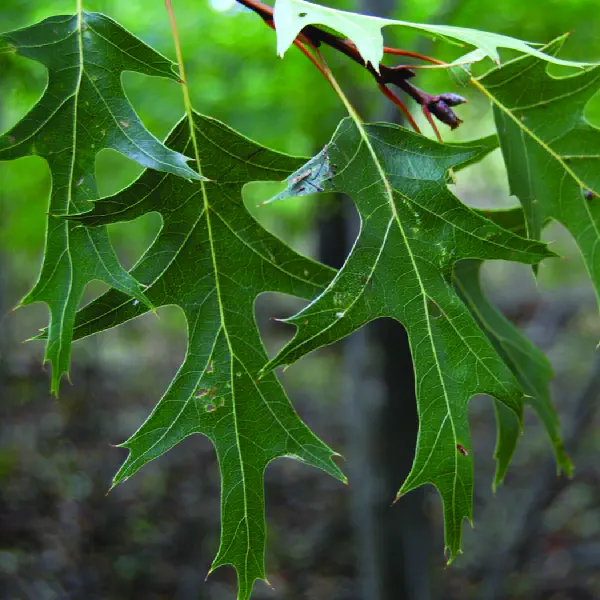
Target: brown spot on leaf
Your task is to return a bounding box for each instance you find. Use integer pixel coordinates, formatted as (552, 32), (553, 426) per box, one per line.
(457, 444), (469, 456)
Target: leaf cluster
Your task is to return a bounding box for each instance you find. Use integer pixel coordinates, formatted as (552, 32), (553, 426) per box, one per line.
(2, 3), (600, 599)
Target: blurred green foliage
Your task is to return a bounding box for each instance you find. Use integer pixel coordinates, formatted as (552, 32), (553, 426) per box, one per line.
(1, 0), (599, 305)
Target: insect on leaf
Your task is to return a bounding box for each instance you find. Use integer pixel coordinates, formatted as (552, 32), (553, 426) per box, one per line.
(263, 143), (335, 204)
(0, 11), (203, 393)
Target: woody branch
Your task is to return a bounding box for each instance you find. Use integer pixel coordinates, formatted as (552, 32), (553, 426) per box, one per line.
(234, 0), (467, 132)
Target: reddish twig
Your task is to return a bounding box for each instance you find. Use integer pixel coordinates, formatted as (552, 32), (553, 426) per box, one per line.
(383, 46), (444, 65)
(234, 0), (465, 132)
(378, 84), (421, 133)
(421, 105), (443, 142)
(292, 38), (330, 81)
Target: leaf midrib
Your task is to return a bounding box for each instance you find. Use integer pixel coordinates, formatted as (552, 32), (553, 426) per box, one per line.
(347, 122), (460, 507)
(471, 76), (587, 188)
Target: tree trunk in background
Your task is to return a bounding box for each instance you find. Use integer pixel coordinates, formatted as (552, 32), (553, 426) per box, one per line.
(317, 0), (436, 594)
(0, 93), (7, 383)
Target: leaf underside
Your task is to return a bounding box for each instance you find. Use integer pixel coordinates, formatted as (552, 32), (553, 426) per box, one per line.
(273, 0), (594, 71)
(261, 119), (557, 559)
(66, 113), (345, 600)
(0, 12), (201, 393)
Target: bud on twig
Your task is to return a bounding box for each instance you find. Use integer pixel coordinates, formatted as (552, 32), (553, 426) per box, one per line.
(428, 99), (463, 130)
(438, 92), (467, 107)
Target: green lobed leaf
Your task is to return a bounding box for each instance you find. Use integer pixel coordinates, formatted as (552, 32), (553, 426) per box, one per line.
(475, 36), (600, 309)
(0, 11), (202, 393)
(273, 0), (595, 71)
(65, 113), (345, 600)
(261, 119), (557, 560)
(454, 207), (572, 482)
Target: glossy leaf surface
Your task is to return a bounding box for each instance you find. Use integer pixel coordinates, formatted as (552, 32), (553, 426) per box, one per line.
(0, 11), (201, 392)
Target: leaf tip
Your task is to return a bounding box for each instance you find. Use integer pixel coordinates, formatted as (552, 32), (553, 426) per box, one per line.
(205, 563), (217, 581)
(444, 546), (463, 567)
(50, 369), (71, 398)
(492, 474), (502, 494)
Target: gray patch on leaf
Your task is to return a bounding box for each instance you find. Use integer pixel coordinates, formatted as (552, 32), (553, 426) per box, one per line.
(261, 144), (335, 205)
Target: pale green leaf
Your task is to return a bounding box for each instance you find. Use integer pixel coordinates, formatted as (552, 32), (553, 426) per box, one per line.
(274, 0), (595, 70)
